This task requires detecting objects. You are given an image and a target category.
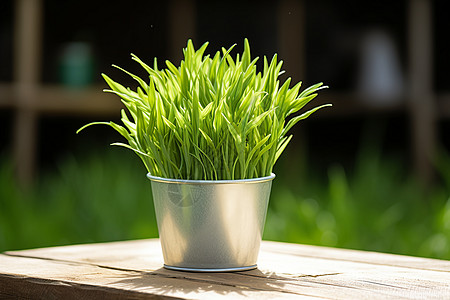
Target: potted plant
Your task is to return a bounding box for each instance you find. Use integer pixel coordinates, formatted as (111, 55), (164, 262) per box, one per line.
(78, 39), (330, 272)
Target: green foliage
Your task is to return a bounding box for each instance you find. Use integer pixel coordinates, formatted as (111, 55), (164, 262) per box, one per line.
(265, 147), (450, 260)
(0, 149), (158, 251)
(78, 39), (330, 180)
(1, 147), (449, 259)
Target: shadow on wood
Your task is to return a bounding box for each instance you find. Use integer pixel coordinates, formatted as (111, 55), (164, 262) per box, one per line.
(107, 267), (296, 297)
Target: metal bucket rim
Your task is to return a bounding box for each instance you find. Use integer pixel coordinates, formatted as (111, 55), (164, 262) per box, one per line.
(147, 173), (275, 185)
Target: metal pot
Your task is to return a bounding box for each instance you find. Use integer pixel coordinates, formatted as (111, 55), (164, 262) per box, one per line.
(147, 173), (275, 272)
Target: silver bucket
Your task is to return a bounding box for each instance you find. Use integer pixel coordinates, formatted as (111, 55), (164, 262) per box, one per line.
(147, 173), (275, 272)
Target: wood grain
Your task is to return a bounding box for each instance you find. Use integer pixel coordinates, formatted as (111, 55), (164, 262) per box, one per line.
(1, 239), (449, 299)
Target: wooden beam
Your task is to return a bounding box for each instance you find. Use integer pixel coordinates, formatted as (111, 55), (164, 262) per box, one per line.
(168, 0), (196, 63)
(13, 0), (42, 87)
(12, 0), (43, 184)
(277, 0), (306, 178)
(277, 0), (305, 83)
(407, 0), (436, 183)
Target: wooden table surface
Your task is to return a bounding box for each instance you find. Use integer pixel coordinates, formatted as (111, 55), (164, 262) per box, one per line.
(0, 239), (449, 299)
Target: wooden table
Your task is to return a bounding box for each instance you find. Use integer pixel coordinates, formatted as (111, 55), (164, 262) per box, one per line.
(1, 239), (449, 299)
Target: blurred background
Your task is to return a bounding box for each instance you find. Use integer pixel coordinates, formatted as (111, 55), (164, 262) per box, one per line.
(1, 0), (449, 259)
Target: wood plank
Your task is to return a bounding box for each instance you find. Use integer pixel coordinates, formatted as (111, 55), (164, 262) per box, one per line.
(407, 0), (436, 183)
(12, 0), (43, 185)
(14, 0), (42, 87)
(0, 83), (14, 108)
(1, 83), (411, 118)
(0, 83), (122, 116)
(437, 93), (450, 119)
(33, 85), (122, 116)
(2, 239), (449, 299)
(278, 0), (305, 83)
(168, 0), (196, 63)
(0, 255), (302, 299)
(260, 240), (450, 272)
(9, 239), (449, 273)
(13, 107), (38, 184)
(311, 92), (406, 118)
(0, 83), (124, 117)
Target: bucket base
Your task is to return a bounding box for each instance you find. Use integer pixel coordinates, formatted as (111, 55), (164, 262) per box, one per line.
(163, 264), (257, 272)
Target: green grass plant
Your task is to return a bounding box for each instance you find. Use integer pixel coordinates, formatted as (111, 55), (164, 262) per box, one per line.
(78, 39), (330, 180)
